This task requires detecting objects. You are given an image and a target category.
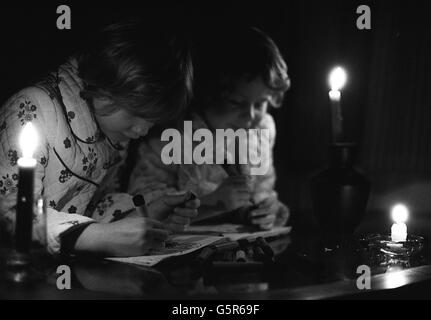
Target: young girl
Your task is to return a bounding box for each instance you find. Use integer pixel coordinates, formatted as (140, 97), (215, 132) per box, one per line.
(0, 20), (199, 256)
(129, 25), (290, 230)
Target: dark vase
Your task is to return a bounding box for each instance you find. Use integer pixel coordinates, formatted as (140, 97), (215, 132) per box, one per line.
(311, 143), (370, 245)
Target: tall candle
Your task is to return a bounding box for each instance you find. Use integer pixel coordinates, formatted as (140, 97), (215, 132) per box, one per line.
(390, 204), (408, 242)
(328, 67), (347, 143)
(15, 122), (38, 253)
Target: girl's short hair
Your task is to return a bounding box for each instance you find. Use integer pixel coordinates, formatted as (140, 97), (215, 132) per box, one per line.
(193, 25), (290, 109)
(78, 19), (193, 124)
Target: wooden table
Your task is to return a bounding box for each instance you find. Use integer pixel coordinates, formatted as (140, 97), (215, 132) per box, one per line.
(1, 212), (431, 300)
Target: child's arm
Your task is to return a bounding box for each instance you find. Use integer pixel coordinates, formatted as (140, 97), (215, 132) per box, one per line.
(127, 138), (202, 232)
(192, 175), (253, 222)
(72, 216), (169, 257)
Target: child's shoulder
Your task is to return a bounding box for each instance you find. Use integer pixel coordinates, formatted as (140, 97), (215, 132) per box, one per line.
(3, 86), (57, 116)
(1, 86), (59, 137)
(256, 113), (276, 140)
(257, 113), (276, 129)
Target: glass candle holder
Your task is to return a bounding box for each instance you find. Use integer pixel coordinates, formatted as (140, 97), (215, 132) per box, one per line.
(357, 233), (425, 269)
(2, 196), (48, 284)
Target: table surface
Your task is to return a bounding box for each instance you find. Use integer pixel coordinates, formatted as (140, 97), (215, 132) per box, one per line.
(1, 210), (431, 300)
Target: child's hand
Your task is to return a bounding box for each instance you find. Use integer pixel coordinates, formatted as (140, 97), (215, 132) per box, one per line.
(211, 175), (253, 212)
(147, 191), (200, 232)
(74, 217), (169, 257)
(274, 202), (290, 227)
(163, 191), (200, 232)
(247, 197), (290, 230)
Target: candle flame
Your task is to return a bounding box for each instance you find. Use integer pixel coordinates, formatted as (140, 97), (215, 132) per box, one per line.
(329, 66), (347, 91)
(19, 122), (38, 159)
(391, 203), (409, 224)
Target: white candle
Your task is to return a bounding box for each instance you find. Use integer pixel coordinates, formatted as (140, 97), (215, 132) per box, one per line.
(16, 122), (38, 252)
(328, 67), (347, 143)
(390, 204), (409, 242)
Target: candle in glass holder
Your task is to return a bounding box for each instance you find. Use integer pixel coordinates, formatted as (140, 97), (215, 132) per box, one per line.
(15, 122), (38, 253)
(328, 67), (347, 143)
(390, 204), (409, 242)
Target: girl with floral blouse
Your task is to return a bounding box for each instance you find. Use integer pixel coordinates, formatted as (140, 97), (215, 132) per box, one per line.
(0, 20), (199, 256)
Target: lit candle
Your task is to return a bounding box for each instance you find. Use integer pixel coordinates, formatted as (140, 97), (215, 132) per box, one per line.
(390, 204), (409, 242)
(328, 66), (347, 143)
(15, 122), (38, 253)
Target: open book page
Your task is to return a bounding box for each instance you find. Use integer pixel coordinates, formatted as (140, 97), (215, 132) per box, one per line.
(106, 224), (292, 267)
(106, 234), (224, 267)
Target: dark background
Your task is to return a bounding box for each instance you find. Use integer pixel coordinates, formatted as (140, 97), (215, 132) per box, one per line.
(1, 1), (430, 231)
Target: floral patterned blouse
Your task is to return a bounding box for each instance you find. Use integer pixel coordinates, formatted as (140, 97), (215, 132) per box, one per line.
(0, 58), (135, 254)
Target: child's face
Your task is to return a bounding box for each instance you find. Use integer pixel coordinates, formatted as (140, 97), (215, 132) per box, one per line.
(93, 98), (154, 142)
(203, 77), (272, 130)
